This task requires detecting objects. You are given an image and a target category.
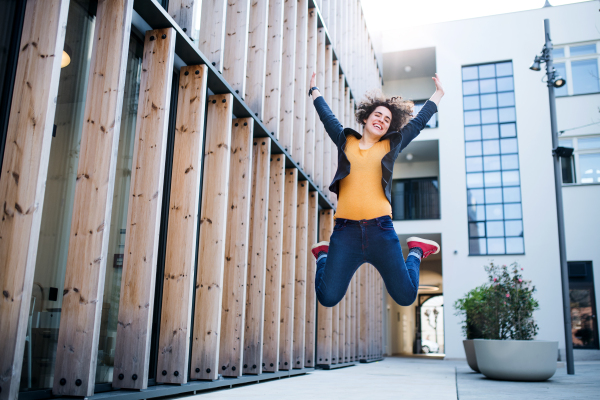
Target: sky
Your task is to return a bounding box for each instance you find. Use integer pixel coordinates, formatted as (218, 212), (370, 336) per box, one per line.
(361, 0), (592, 32)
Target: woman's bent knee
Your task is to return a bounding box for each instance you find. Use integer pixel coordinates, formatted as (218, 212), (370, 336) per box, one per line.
(316, 290), (343, 308)
(390, 289), (418, 307)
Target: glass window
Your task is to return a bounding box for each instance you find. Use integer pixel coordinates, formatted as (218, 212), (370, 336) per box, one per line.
(483, 155), (501, 171)
(578, 137), (600, 150)
(500, 123), (516, 138)
(553, 47), (565, 58)
(498, 107), (516, 122)
(483, 140), (500, 155)
(579, 153), (600, 183)
(391, 178), (440, 220)
(561, 156), (575, 184)
(464, 110), (481, 125)
(464, 95), (480, 110)
(480, 94), (497, 108)
(497, 77), (514, 92)
(465, 126), (481, 141)
(466, 157), (483, 172)
(482, 124), (499, 139)
(462, 61), (524, 255)
(466, 141), (482, 156)
(571, 59), (600, 95)
(497, 92), (515, 107)
(570, 44), (597, 57)
(554, 63), (568, 97)
(496, 62), (512, 77)
(481, 109), (498, 124)
(413, 101), (438, 128)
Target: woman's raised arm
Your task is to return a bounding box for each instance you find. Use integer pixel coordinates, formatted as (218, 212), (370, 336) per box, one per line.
(309, 72), (345, 147)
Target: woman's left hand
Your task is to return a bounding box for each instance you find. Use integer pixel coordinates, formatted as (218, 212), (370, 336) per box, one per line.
(430, 73), (444, 106)
(432, 73), (444, 96)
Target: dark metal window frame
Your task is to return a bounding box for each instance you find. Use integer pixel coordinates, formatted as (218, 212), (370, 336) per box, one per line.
(461, 60), (525, 256)
(391, 177), (441, 221)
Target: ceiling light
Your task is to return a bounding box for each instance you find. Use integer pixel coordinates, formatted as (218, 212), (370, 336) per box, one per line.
(404, 65), (412, 73)
(418, 285), (439, 291)
(406, 153), (413, 161)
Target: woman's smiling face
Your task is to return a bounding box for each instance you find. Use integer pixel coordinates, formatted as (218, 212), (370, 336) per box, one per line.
(363, 106), (392, 138)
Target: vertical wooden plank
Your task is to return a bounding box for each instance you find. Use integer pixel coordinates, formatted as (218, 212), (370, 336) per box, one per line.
(303, 8), (317, 182)
(168, 0), (201, 41)
(359, 263), (367, 360)
(304, 191), (318, 367)
(262, 156), (286, 372)
(292, 182), (308, 369)
(242, 138), (271, 375)
(223, 0), (251, 97)
(51, 0), (134, 395)
(353, 268), (359, 361)
(199, 0), (227, 72)
(246, 0), (269, 120)
(263, 0), (284, 137)
(278, 0), (297, 155)
(344, 86), (350, 130)
(314, 28), (326, 190)
(316, 210), (333, 366)
(279, 168), (297, 370)
(219, 117), (254, 378)
(331, 299), (338, 364)
(189, 93), (234, 381)
(339, 284), (346, 363)
(292, 0), (308, 168)
(0, 1), (69, 398)
(156, 64), (208, 385)
(112, 28), (176, 390)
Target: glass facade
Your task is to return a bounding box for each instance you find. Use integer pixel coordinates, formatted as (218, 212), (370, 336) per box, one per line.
(461, 61), (525, 255)
(391, 178), (440, 220)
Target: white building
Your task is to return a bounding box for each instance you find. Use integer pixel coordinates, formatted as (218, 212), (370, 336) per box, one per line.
(380, 0), (600, 361)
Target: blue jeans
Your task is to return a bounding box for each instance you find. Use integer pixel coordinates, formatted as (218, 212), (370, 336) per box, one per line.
(315, 216), (420, 307)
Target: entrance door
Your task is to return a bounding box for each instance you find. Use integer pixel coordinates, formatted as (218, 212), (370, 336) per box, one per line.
(569, 261), (599, 349)
(415, 294), (444, 354)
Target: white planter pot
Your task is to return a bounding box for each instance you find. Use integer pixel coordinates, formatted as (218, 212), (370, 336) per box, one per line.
(463, 340), (480, 373)
(473, 339), (558, 381)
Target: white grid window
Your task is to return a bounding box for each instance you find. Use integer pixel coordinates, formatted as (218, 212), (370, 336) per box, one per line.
(554, 42), (600, 97)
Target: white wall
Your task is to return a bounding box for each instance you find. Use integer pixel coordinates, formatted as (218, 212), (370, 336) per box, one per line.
(382, 1), (600, 359)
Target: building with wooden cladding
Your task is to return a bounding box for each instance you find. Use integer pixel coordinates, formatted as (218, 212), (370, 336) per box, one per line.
(0, 0), (384, 399)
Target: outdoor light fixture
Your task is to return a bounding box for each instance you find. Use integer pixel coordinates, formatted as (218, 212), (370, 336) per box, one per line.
(553, 75), (566, 88)
(529, 45), (566, 88)
(529, 55), (542, 71)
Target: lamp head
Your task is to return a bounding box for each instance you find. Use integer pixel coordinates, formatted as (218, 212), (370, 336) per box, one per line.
(529, 56), (542, 71)
(553, 75), (566, 88)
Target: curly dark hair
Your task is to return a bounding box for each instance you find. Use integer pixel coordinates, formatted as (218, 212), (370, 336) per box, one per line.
(355, 90), (414, 133)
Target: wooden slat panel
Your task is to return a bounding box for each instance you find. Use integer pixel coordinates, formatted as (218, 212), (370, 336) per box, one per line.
(277, 0), (296, 155)
(262, 156), (285, 372)
(156, 64), (208, 385)
(219, 117), (254, 378)
(292, 182), (308, 369)
(279, 168), (297, 370)
(351, 274), (357, 361)
(292, 0), (308, 168)
(51, 0), (134, 395)
(190, 93), (234, 381)
(168, 0), (201, 40)
(0, 1), (69, 398)
(359, 263), (367, 360)
(223, 0), (251, 97)
(345, 276), (351, 362)
(328, 0), (336, 49)
(313, 28), (326, 190)
(303, 191), (318, 367)
(263, 0), (284, 137)
(339, 284), (346, 363)
(316, 210), (333, 365)
(112, 28), (176, 390)
(303, 8), (317, 182)
(242, 138), (271, 375)
(198, 0), (227, 72)
(245, 0), (269, 120)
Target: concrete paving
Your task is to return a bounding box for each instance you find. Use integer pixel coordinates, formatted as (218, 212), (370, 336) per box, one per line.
(174, 357), (600, 400)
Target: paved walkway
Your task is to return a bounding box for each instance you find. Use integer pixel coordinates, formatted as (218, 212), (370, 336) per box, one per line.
(175, 357), (600, 400)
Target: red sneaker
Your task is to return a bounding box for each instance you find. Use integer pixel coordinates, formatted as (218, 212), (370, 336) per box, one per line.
(311, 241), (329, 260)
(406, 237), (440, 259)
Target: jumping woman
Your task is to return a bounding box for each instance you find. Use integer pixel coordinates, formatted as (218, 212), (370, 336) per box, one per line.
(308, 72), (444, 308)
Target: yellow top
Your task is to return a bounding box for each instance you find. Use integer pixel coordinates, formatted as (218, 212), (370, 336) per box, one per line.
(335, 135), (392, 220)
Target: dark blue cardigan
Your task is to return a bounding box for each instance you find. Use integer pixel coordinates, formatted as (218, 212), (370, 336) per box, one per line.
(313, 96), (438, 205)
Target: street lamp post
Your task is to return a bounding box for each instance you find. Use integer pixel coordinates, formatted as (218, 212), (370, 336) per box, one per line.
(530, 18), (574, 375)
